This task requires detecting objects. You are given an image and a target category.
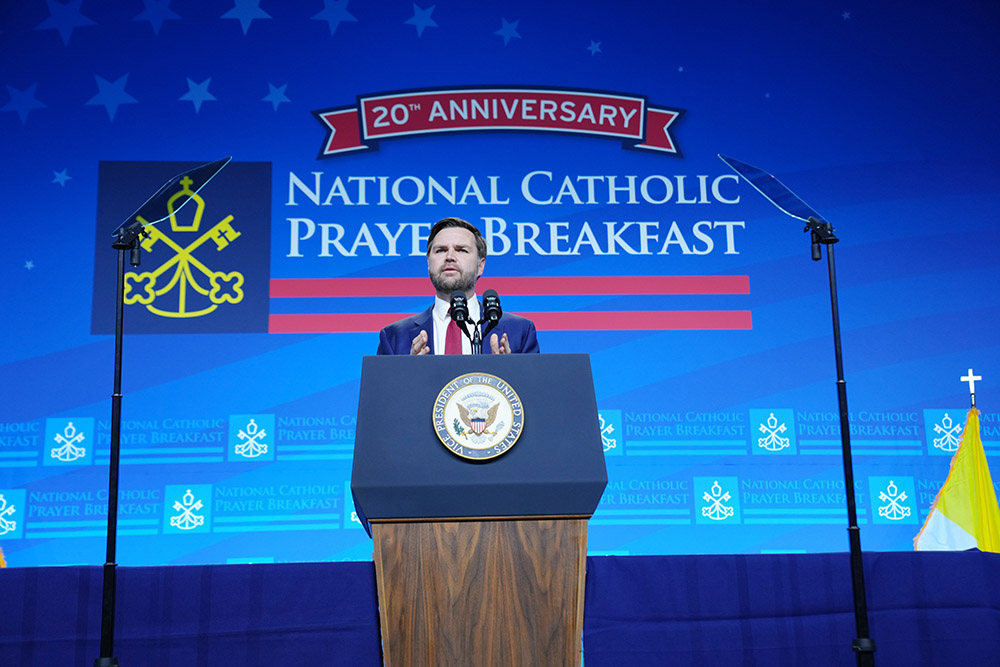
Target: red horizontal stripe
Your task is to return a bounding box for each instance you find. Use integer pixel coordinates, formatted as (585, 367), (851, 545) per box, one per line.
(271, 278), (427, 297)
(270, 275), (749, 298)
(268, 311), (751, 334)
(270, 313), (407, 333)
(524, 311), (752, 331)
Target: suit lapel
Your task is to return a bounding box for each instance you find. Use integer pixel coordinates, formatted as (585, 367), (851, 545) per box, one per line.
(411, 306), (435, 354)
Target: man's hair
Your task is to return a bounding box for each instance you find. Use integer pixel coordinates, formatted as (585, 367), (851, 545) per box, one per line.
(426, 217), (487, 260)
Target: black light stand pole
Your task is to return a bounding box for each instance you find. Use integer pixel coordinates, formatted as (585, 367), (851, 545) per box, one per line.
(806, 216), (876, 666)
(95, 230), (144, 667)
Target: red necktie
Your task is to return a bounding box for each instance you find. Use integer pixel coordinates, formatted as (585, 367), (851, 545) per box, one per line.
(444, 316), (463, 355)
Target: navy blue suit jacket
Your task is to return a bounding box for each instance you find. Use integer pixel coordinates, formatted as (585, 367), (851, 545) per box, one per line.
(376, 305), (540, 355)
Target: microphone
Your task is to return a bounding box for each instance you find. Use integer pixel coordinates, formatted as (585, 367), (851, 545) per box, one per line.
(451, 291), (477, 352)
(482, 289), (502, 325)
(450, 291), (469, 324)
(481, 289), (502, 349)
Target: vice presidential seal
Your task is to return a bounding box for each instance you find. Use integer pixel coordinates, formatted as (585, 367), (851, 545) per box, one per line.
(433, 373), (524, 460)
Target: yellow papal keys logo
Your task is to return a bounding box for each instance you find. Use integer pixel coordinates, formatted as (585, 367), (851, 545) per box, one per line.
(123, 175), (244, 318)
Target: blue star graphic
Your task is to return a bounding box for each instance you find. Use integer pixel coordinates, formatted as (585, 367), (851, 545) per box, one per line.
(587, 40), (601, 56)
(2, 84), (47, 124)
(25, 260), (35, 270)
(495, 18), (520, 46)
(842, 11), (851, 20)
(313, 0), (357, 36)
(263, 83), (290, 111)
(53, 169), (72, 186)
(86, 74), (138, 121)
(36, 0), (96, 45)
(405, 4), (437, 37)
(222, 0), (271, 35)
(134, 0), (181, 35)
(181, 78), (217, 113)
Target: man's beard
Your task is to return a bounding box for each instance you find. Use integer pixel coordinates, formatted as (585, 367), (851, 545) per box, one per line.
(430, 267), (477, 295)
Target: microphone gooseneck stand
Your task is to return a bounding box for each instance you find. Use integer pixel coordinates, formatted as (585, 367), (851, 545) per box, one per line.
(806, 216), (875, 666)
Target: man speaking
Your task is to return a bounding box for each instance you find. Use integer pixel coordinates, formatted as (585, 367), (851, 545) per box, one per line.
(376, 217), (540, 355)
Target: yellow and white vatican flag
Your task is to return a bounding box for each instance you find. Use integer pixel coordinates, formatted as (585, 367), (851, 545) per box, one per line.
(915, 408), (1000, 552)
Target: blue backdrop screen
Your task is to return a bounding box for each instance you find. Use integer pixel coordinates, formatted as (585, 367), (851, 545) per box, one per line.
(1, 0), (998, 566)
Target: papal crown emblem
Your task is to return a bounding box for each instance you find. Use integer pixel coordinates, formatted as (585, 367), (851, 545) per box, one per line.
(168, 176), (203, 232)
(122, 175), (245, 319)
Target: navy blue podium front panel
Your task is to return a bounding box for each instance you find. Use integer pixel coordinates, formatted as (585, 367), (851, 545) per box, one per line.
(352, 353), (607, 527)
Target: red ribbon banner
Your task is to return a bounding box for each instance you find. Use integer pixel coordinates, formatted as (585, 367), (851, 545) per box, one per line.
(315, 87), (683, 157)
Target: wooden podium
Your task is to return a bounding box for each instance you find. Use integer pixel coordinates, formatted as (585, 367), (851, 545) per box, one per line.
(352, 354), (607, 667)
